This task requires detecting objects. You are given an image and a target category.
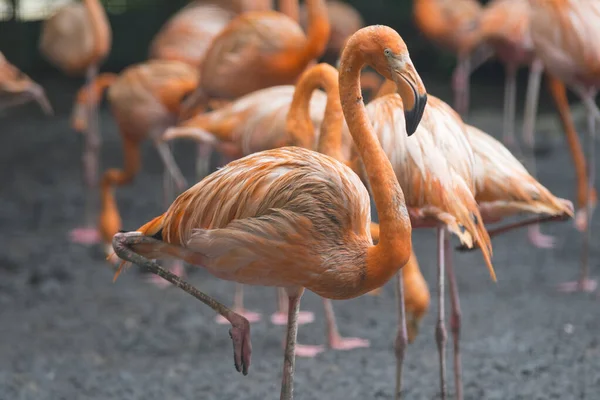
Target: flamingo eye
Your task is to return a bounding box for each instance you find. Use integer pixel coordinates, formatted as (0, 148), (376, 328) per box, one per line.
(384, 49), (392, 56)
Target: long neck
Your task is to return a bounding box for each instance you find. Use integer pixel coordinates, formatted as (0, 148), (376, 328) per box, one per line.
(286, 64), (343, 157)
(279, 0), (299, 22)
(83, 0), (111, 65)
(339, 50), (411, 276)
(299, 0), (330, 63)
(98, 138), (141, 242)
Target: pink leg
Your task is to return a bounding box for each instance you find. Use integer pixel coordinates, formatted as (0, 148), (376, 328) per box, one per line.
(558, 89), (597, 293)
(146, 260), (186, 288)
(394, 271), (408, 400)
(436, 227), (448, 400)
(527, 224), (557, 249)
(452, 54), (470, 119)
(271, 288), (315, 326)
(446, 239), (463, 400)
(323, 298), (370, 351)
(69, 227), (101, 244)
(215, 284), (262, 324)
(280, 289), (304, 399)
(503, 64), (519, 150)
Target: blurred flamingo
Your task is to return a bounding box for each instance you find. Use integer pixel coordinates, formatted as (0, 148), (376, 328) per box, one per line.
(39, 0), (112, 244)
(525, 0), (600, 293)
(73, 60), (198, 286)
(111, 25), (426, 400)
(0, 52), (52, 115)
(413, 0), (492, 118)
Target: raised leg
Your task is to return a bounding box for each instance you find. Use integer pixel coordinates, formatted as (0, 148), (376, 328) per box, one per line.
(394, 271), (408, 400)
(271, 288), (315, 326)
(436, 227), (448, 400)
(69, 64), (102, 245)
(558, 89), (598, 293)
(112, 232), (251, 375)
(323, 298), (370, 351)
(446, 239), (463, 400)
(280, 289), (304, 400)
(215, 284), (263, 324)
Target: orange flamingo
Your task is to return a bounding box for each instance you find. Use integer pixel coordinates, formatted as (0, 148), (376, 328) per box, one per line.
(149, 0), (272, 68)
(299, 0), (364, 63)
(0, 52), (52, 115)
(111, 25), (427, 400)
(412, 0), (492, 118)
(39, 0), (111, 245)
(370, 80), (495, 400)
(73, 60), (199, 285)
(526, 0), (599, 293)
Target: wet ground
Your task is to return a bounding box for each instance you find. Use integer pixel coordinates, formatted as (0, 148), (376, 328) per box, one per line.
(0, 74), (599, 400)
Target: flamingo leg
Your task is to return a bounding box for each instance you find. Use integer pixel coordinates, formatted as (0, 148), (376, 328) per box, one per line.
(153, 139), (187, 192)
(452, 54), (471, 119)
(322, 298), (370, 351)
(69, 64), (102, 245)
(196, 143), (213, 180)
(112, 232), (252, 375)
(503, 64), (519, 151)
(468, 45), (494, 75)
(522, 59), (556, 248)
(394, 271), (408, 400)
(215, 284), (263, 324)
(446, 238), (463, 400)
(558, 89), (598, 293)
(271, 287), (315, 326)
(436, 227), (448, 400)
(280, 289), (304, 400)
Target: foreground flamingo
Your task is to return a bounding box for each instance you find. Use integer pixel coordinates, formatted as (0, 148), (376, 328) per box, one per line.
(111, 25), (427, 400)
(73, 60), (198, 285)
(526, 0), (599, 293)
(39, 0), (111, 245)
(0, 52), (52, 115)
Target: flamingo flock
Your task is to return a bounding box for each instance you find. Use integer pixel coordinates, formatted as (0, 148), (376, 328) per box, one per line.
(2, 0), (597, 399)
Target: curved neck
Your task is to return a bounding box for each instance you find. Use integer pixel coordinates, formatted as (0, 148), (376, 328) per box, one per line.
(339, 47), (411, 275)
(83, 0), (111, 65)
(278, 0), (299, 22)
(299, 0), (330, 63)
(286, 63), (343, 159)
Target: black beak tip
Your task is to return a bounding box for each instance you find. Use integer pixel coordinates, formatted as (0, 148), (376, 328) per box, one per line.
(404, 93), (428, 137)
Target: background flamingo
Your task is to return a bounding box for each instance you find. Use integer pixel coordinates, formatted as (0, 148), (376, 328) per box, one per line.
(39, 0), (112, 245)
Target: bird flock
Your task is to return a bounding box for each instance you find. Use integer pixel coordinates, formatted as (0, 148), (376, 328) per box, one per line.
(1, 0), (598, 399)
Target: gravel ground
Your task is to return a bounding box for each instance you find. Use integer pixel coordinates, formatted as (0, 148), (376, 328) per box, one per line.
(0, 75), (598, 400)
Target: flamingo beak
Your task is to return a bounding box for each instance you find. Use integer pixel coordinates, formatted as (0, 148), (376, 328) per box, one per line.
(391, 62), (427, 136)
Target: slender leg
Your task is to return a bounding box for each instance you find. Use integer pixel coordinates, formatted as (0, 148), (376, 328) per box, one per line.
(196, 143), (213, 180)
(522, 59), (555, 248)
(69, 64), (102, 245)
(503, 64), (520, 151)
(215, 284), (263, 324)
(468, 45), (494, 75)
(271, 288), (315, 326)
(446, 239), (463, 400)
(280, 290), (303, 400)
(154, 139), (187, 192)
(436, 227), (448, 400)
(112, 232), (252, 375)
(323, 298), (370, 350)
(394, 271), (408, 400)
(452, 54), (471, 119)
(558, 90), (598, 293)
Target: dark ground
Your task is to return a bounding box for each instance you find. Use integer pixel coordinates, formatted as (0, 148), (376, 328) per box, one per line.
(0, 74), (599, 400)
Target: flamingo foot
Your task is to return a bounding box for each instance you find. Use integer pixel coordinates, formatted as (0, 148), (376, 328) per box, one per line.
(145, 262), (185, 289)
(294, 343), (325, 358)
(527, 226), (556, 249)
(270, 310), (315, 326)
(68, 227), (100, 244)
(329, 336), (370, 351)
(216, 309), (262, 324)
(557, 279), (597, 293)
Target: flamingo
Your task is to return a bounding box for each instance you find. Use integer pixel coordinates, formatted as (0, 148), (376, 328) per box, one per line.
(368, 80), (496, 400)
(412, 0), (492, 118)
(299, 0), (364, 63)
(462, 0), (593, 249)
(111, 25), (427, 400)
(39, 0), (111, 245)
(0, 52), (52, 115)
(73, 60), (198, 285)
(525, 0), (600, 293)
(148, 0), (272, 68)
